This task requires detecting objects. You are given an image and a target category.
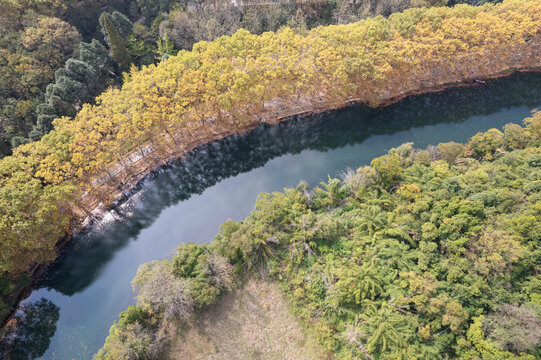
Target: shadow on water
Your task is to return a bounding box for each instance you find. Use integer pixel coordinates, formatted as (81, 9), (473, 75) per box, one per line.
(37, 72), (541, 297)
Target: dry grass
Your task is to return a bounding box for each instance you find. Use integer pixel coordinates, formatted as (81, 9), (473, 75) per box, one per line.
(170, 279), (330, 360)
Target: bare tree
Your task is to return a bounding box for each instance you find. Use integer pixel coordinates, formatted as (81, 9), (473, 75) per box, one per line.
(484, 303), (541, 354)
(131, 260), (195, 322)
(202, 253), (235, 291)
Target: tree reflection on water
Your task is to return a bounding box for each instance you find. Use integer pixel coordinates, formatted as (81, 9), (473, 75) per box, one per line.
(0, 298), (60, 359)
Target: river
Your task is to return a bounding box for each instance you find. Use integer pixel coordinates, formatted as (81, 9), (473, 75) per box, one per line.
(3, 72), (541, 359)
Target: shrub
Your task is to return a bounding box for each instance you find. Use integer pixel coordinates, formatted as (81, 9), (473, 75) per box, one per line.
(468, 129), (504, 159)
(438, 141), (465, 163)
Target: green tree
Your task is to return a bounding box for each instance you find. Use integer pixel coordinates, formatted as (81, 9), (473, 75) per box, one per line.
(102, 15), (133, 71)
(360, 205), (388, 237)
(468, 129), (505, 159)
(156, 34), (177, 60)
(79, 40), (112, 77)
(371, 154), (403, 188)
(360, 303), (412, 355)
(99, 12), (133, 44)
(330, 264), (384, 306)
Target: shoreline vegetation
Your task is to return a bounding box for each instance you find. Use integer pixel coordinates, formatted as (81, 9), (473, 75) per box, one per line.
(1, 0), (541, 330)
(95, 111), (541, 359)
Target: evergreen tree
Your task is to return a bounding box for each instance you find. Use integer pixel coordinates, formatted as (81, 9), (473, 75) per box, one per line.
(99, 12), (133, 45)
(78, 40), (114, 96)
(103, 15), (133, 71)
(79, 40), (110, 71)
(32, 101), (59, 140)
(157, 34), (177, 59)
(30, 42), (113, 141)
(111, 11), (133, 39)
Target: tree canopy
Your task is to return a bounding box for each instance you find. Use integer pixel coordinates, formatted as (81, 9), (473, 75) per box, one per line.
(0, 0), (451, 158)
(0, 0), (540, 330)
(96, 112), (541, 359)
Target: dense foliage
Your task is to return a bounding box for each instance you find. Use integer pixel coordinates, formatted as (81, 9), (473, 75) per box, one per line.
(0, 0), (137, 155)
(0, 0), (449, 158)
(0, 0), (540, 324)
(0, 0), (514, 157)
(97, 115), (541, 359)
(0, 0), (81, 154)
(156, 0), (446, 52)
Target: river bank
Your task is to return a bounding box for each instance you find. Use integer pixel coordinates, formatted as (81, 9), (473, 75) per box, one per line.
(4, 68), (541, 358)
(1, 66), (540, 333)
(75, 66), (541, 224)
(2, 0), (541, 330)
(96, 108), (541, 359)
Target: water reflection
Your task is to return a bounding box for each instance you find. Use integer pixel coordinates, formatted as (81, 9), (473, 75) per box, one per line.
(5, 71), (541, 359)
(39, 71), (541, 297)
(0, 298), (59, 359)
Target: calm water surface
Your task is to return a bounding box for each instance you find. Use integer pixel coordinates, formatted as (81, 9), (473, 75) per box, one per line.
(5, 73), (541, 359)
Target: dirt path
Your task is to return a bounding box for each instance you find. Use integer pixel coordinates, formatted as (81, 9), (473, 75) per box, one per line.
(170, 279), (330, 360)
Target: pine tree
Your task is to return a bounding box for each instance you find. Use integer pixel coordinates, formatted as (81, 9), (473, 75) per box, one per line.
(79, 40), (110, 71)
(111, 11), (133, 39)
(157, 34), (177, 60)
(79, 40), (114, 95)
(103, 15), (133, 71)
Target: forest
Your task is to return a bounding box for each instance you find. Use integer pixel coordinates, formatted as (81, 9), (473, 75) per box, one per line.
(0, 0), (448, 158)
(94, 112), (541, 359)
(1, 0), (540, 327)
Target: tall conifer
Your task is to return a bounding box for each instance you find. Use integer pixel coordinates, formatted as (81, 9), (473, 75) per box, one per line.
(103, 15), (132, 71)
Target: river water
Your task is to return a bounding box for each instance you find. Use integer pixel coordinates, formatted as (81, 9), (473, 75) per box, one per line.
(3, 72), (541, 359)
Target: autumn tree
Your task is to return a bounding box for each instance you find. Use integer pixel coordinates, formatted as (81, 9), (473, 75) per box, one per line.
(20, 16), (81, 72)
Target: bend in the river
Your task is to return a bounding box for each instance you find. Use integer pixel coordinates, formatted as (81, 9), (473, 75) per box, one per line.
(3, 71), (541, 359)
